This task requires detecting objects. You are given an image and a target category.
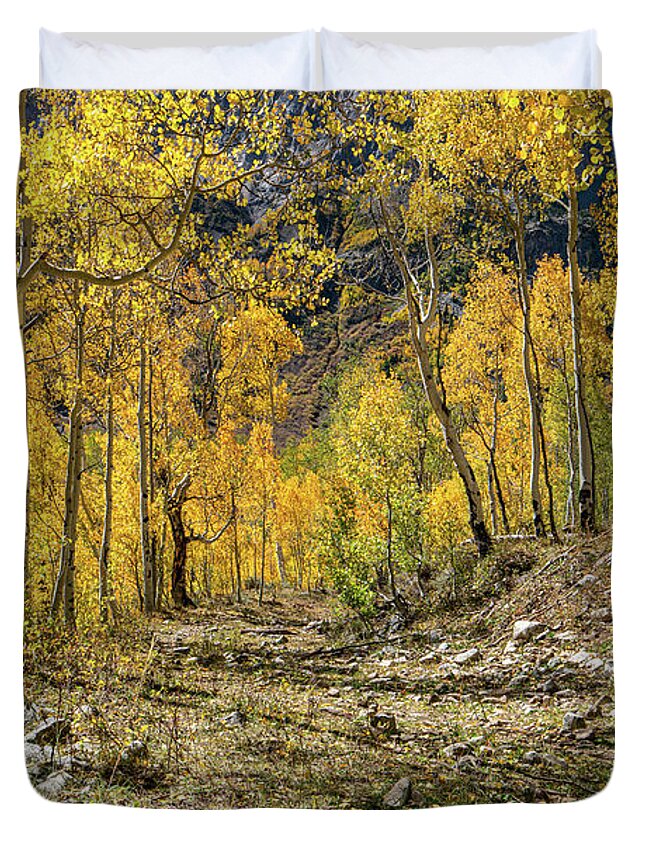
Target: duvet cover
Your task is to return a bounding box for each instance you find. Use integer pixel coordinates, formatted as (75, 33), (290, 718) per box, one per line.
(18, 89), (616, 808)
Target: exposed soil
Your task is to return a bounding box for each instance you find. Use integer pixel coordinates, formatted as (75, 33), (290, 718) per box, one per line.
(24, 532), (614, 809)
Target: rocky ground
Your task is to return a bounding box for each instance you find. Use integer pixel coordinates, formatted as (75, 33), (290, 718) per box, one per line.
(24, 532), (614, 809)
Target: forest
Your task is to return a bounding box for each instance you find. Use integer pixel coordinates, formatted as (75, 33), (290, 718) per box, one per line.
(19, 89), (616, 808)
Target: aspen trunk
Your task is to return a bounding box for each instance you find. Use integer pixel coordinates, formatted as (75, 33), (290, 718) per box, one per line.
(231, 488), (242, 603)
(138, 336), (155, 614)
(563, 368), (578, 530)
(385, 492), (400, 606)
(98, 297), (116, 623)
(258, 512), (266, 605)
(515, 230), (546, 537)
(385, 220), (491, 557)
(51, 298), (84, 627)
(407, 304), (491, 556)
(167, 475), (194, 608)
(568, 188), (595, 532)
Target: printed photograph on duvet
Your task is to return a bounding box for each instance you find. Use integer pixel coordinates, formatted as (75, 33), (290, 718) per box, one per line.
(18, 89), (616, 808)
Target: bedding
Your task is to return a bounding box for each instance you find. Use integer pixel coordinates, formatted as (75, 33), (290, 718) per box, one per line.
(320, 30), (601, 89)
(19, 88), (616, 808)
(39, 29), (317, 89)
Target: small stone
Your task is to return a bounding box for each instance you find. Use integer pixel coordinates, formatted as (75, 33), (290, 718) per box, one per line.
(524, 750), (541, 764)
(223, 710), (247, 727)
(543, 753), (567, 768)
(437, 642), (450, 652)
(576, 574), (597, 588)
(328, 687), (340, 697)
(590, 607), (612, 622)
(121, 739), (148, 766)
(369, 712), (397, 735)
(25, 717), (71, 746)
(539, 679), (558, 694)
(575, 728), (596, 742)
(513, 620), (545, 643)
(443, 742), (473, 759)
(561, 711), (586, 732)
(504, 640), (519, 654)
(428, 630), (443, 643)
(584, 657), (604, 672)
(604, 660), (614, 675)
(419, 652), (436, 663)
(36, 770), (71, 799)
(453, 648), (480, 665)
(382, 777), (411, 809)
(173, 646), (190, 655)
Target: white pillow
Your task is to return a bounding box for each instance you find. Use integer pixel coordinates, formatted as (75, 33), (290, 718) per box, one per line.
(320, 30), (601, 90)
(39, 29), (316, 90)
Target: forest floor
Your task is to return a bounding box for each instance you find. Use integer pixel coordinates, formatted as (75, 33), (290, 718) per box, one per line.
(24, 532), (614, 809)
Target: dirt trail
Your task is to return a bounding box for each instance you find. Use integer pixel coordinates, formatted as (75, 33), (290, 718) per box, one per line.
(25, 536), (614, 808)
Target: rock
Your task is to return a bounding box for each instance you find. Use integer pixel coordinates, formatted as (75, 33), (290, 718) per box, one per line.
(575, 728), (596, 742)
(388, 614), (406, 635)
(25, 717), (70, 746)
(604, 660), (614, 675)
(504, 640), (519, 654)
(223, 710), (247, 727)
(121, 739), (148, 766)
(539, 678), (558, 694)
(583, 657), (604, 672)
(561, 711), (587, 732)
(453, 648), (480, 665)
(327, 687), (340, 697)
(382, 777), (411, 809)
(569, 650), (593, 665)
(418, 652), (436, 663)
(173, 646), (191, 655)
(542, 754), (567, 768)
(590, 607), (612, 622)
(443, 742), (473, 759)
(25, 742), (47, 766)
(437, 642), (450, 652)
(508, 673), (529, 689)
(36, 770), (71, 799)
(24, 702), (43, 726)
(524, 750), (541, 765)
(576, 574), (597, 588)
(512, 620), (545, 643)
(428, 629), (443, 643)
(369, 712), (397, 735)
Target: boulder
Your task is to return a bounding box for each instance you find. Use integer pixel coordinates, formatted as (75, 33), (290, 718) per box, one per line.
(512, 620), (545, 643)
(382, 777), (412, 809)
(36, 770), (71, 799)
(25, 717), (70, 746)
